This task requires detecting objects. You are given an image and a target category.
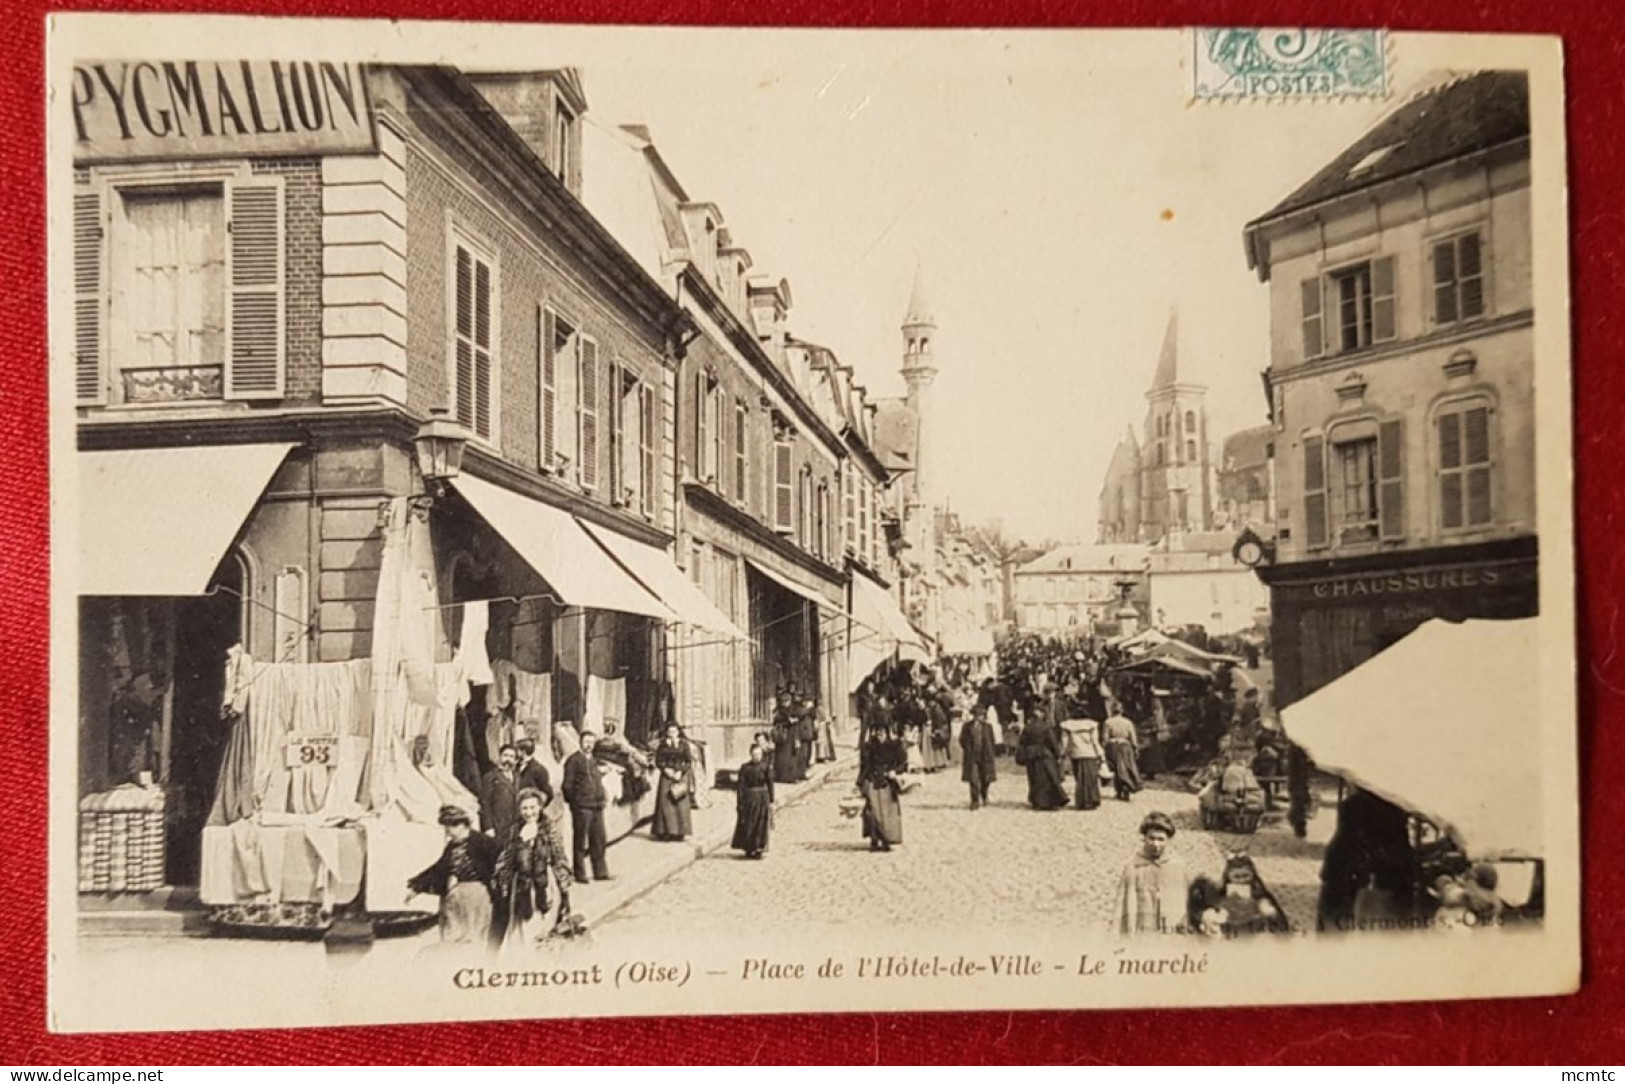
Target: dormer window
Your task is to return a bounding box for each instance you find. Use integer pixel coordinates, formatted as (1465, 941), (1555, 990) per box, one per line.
(553, 101), (576, 184)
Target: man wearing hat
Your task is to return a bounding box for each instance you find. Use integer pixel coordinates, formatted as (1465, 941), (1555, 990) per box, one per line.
(408, 804), (501, 948)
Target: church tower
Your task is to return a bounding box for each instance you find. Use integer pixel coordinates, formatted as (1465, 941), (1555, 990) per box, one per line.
(901, 267), (939, 512)
(1140, 309), (1212, 541)
(900, 268), (939, 570)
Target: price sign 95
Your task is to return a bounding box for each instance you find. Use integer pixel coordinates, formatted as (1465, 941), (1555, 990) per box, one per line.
(284, 735), (340, 769)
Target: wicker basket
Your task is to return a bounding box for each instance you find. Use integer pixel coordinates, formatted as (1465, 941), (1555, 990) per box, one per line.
(78, 785), (167, 894)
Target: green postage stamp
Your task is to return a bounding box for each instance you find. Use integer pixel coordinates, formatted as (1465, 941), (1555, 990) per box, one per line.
(1193, 29), (1389, 101)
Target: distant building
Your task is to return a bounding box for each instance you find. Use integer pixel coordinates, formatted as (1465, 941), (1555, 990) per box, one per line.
(1097, 310), (1215, 543)
(1012, 543), (1149, 637)
(1242, 71), (1536, 708)
(1215, 424), (1274, 531)
(1147, 531), (1270, 635)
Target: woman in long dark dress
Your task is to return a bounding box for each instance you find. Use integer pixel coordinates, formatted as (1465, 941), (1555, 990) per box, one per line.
(491, 788), (573, 951)
(859, 723), (906, 851)
(731, 743), (775, 859)
(651, 723), (694, 842)
(770, 690), (799, 784)
(1019, 702), (1069, 811)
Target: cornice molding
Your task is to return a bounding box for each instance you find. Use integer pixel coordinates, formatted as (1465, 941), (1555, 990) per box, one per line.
(683, 480), (845, 587)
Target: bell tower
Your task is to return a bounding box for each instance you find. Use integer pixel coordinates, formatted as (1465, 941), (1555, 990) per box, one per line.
(900, 267), (938, 518)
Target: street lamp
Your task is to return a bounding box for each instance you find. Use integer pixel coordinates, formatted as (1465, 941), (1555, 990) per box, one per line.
(410, 407), (470, 517)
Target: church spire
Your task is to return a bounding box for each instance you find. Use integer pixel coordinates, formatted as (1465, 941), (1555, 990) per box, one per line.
(1151, 307), (1180, 390)
(903, 265), (935, 328)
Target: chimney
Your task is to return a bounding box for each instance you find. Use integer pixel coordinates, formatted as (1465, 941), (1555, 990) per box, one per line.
(747, 275), (793, 358)
(464, 69), (588, 198)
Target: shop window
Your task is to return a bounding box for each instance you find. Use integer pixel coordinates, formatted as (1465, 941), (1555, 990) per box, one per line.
(1438, 400), (1493, 530)
(451, 235), (496, 440)
(1433, 231), (1486, 326)
(84, 176), (286, 406)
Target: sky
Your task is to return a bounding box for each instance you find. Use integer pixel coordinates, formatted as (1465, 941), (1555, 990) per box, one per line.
(231, 22), (1465, 541)
(541, 29), (1409, 542)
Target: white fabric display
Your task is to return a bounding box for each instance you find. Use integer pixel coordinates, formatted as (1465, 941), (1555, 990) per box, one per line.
(582, 675), (626, 737)
(458, 600), (494, 687)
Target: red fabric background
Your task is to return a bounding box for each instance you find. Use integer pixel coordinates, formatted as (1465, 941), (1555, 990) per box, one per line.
(3, 0), (1621, 1065)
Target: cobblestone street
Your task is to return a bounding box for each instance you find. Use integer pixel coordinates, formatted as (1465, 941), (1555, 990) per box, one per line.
(599, 755), (1328, 935)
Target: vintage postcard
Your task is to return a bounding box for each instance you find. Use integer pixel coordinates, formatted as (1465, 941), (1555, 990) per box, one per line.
(46, 16), (1577, 1033)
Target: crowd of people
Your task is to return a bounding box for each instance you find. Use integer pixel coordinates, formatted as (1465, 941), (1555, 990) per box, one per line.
(407, 627), (1303, 950)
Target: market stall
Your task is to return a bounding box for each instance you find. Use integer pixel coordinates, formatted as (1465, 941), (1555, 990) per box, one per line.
(1282, 617), (1545, 924)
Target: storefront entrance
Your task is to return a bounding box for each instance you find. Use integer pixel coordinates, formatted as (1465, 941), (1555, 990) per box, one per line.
(1263, 538), (1539, 708)
(166, 555), (245, 885)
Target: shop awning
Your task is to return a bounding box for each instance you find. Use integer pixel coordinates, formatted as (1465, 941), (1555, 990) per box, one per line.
(1282, 618), (1543, 859)
(851, 570), (924, 649)
(453, 476), (671, 620)
(578, 521), (748, 641)
(77, 443), (296, 596)
(745, 557), (839, 613)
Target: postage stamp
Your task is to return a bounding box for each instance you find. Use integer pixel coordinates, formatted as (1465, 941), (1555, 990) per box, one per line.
(1192, 28), (1389, 101)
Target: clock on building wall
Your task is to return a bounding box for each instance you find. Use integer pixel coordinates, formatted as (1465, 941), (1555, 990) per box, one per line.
(1232, 526), (1274, 569)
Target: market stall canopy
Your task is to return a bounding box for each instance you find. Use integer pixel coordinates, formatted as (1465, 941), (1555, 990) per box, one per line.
(77, 443), (296, 596)
(578, 521), (748, 641)
(940, 628), (996, 656)
(1154, 639), (1244, 666)
(453, 476), (671, 620)
(1113, 654), (1213, 680)
(851, 570), (924, 649)
(745, 557), (841, 613)
(1281, 618), (1542, 859)
(1110, 627), (1171, 653)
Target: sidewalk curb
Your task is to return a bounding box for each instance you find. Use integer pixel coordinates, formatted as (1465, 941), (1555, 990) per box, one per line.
(575, 751), (859, 930)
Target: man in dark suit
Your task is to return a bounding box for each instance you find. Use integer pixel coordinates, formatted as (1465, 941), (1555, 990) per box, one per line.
(563, 732), (611, 883)
(479, 743), (521, 841)
(514, 736), (554, 808)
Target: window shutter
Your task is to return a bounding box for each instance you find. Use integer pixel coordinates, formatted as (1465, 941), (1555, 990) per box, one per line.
(773, 442), (794, 531)
(1464, 405), (1492, 526)
(1300, 277), (1323, 360)
(1377, 418), (1405, 540)
(734, 400), (747, 501)
(1303, 435), (1328, 549)
(473, 259), (492, 439)
(539, 308), (557, 470)
(579, 337), (599, 490)
(225, 177), (284, 399)
(640, 382), (657, 517)
(1371, 256), (1396, 343)
(1432, 240), (1458, 325)
(74, 190), (105, 404)
(607, 359), (623, 499)
(453, 248), (473, 429)
(1459, 233), (1485, 320)
(694, 372), (707, 480)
